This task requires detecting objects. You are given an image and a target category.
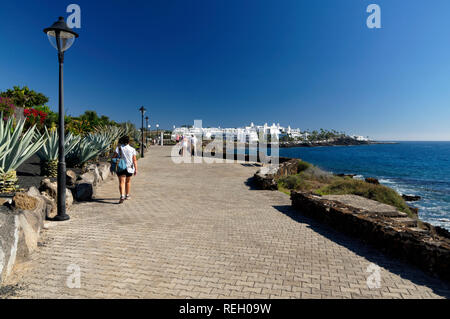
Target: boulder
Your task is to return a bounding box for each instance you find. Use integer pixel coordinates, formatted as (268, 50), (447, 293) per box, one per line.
(40, 192), (57, 219)
(79, 172), (95, 185)
(86, 164), (101, 185)
(12, 192), (38, 211)
(402, 194), (421, 202)
(365, 177), (380, 185)
(66, 169), (78, 186)
(39, 178), (57, 198)
(75, 181), (95, 201)
(39, 179), (73, 210)
(98, 162), (111, 181)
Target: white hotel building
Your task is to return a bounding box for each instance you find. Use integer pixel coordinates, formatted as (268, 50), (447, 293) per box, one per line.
(171, 122), (367, 143)
(171, 122), (307, 143)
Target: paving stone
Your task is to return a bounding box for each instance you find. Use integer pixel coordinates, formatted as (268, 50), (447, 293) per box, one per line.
(3, 147), (449, 299)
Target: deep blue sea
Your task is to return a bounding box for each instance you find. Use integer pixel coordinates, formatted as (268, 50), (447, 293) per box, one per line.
(278, 142), (450, 230)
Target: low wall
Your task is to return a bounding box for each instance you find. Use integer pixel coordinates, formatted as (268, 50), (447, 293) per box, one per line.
(290, 191), (450, 282)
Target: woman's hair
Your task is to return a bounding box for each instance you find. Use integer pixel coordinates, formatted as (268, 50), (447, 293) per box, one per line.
(119, 135), (130, 145)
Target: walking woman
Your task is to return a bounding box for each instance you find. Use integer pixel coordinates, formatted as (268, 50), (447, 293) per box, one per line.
(112, 136), (138, 204)
(181, 135), (189, 156)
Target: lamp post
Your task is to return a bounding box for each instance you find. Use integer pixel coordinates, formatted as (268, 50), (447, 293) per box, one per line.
(156, 124), (160, 145)
(139, 106), (146, 157)
(44, 17), (78, 221)
(145, 116), (149, 146)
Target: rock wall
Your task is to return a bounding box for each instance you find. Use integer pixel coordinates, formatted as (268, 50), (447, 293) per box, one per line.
(290, 191), (450, 282)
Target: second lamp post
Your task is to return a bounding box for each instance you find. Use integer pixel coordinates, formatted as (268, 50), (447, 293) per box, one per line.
(145, 116), (149, 146)
(139, 106), (146, 158)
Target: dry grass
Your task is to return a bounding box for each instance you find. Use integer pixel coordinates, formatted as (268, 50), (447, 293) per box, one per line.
(278, 161), (413, 217)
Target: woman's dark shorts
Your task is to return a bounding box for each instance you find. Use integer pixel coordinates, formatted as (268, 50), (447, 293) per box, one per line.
(118, 170), (132, 177)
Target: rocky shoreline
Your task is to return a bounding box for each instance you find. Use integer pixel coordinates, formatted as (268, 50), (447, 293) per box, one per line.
(279, 139), (398, 148)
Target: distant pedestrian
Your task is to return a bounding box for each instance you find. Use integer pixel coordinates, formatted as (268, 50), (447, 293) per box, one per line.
(190, 134), (198, 156)
(112, 136), (137, 204)
(181, 135), (189, 156)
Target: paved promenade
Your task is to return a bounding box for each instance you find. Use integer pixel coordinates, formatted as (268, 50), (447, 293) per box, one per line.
(4, 146), (450, 298)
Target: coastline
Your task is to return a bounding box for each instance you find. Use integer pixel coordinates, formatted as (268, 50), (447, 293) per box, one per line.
(278, 142), (450, 231)
(279, 140), (398, 148)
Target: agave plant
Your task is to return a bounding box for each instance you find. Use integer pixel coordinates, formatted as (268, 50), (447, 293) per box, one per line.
(91, 125), (125, 157)
(0, 113), (46, 193)
(120, 122), (135, 136)
(133, 129), (142, 145)
(85, 132), (112, 157)
(66, 138), (101, 169)
(36, 127), (81, 177)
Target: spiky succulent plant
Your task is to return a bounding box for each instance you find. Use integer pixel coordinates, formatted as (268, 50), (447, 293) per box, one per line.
(36, 127), (81, 177)
(0, 113), (46, 193)
(85, 132), (114, 156)
(66, 138), (102, 169)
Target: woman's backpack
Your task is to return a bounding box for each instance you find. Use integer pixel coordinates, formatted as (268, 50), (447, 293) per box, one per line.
(111, 146), (128, 173)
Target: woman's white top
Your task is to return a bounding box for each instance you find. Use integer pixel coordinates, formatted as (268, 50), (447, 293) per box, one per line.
(115, 144), (137, 174)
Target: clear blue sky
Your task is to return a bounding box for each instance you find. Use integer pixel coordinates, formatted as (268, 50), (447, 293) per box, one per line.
(1, 0), (449, 140)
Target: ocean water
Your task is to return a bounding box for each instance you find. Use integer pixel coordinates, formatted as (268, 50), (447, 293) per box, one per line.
(278, 142), (450, 230)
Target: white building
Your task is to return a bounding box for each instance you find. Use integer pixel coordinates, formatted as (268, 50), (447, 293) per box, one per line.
(171, 123), (368, 143)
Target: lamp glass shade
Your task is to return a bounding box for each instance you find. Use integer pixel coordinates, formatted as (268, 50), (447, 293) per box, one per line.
(47, 30), (75, 52)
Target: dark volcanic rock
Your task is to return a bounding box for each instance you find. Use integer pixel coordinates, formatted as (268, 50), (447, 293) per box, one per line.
(75, 181), (95, 201)
(66, 170), (78, 186)
(402, 194), (421, 202)
(365, 177), (380, 185)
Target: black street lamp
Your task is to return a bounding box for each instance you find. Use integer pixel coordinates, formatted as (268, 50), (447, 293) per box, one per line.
(139, 106), (146, 157)
(156, 124), (160, 145)
(145, 116), (149, 146)
(44, 17), (78, 221)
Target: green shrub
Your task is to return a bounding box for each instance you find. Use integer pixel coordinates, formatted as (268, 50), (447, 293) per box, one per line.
(279, 175), (301, 189)
(316, 179), (413, 216)
(300, 166), (333, 183)
(297, 160), (311, 172)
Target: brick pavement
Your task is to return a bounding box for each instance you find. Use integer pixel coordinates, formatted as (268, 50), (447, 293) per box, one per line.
(3, 146), (450, 299)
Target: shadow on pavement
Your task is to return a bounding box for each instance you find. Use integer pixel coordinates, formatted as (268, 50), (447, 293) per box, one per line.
(273, 204), (450, 298)
(244, 177), (260, 191)
(91, 198), (119, 205)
